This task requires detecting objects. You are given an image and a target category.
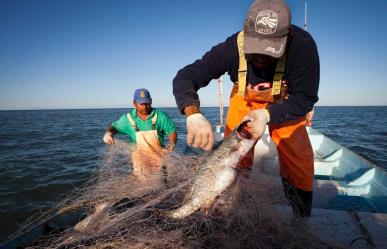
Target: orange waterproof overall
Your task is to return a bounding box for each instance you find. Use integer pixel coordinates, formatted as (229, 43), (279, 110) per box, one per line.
(224, 85), (314, 193)
(226, 31), (314, 196)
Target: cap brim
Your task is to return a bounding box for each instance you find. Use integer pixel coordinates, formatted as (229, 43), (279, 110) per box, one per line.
(135, 98), (152, 104)
(243, 35), (287, 58)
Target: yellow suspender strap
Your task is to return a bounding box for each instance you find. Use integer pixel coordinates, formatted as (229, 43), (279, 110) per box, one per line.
(237, 31), (247, 96)
(127, 112), (158, 130)
(272, 53), (286, 95)
(236, 31), (287, 96)
(127, 113), (138, 131)
(151, 112), (157, 130)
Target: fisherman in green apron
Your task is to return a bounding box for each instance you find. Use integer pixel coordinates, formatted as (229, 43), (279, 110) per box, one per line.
(103, 88), (177, 180)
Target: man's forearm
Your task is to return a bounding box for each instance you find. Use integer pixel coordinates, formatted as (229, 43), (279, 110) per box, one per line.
(172, 34), (237, 114)
(183, 105), (200, 117)
(169, 131), (177, 145)
(105, 125), (118, 135)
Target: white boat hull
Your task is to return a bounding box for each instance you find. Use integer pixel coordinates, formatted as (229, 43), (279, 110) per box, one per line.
(252, 127), (387, 248)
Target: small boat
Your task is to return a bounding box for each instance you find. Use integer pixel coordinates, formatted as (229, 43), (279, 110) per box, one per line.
(1, 127), (386, 249)
(252, 127), (387, 249)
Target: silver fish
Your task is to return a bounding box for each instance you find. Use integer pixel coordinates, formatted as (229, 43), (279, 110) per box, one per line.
(169, 120), (257, 219)
(73, 202), (112, 234)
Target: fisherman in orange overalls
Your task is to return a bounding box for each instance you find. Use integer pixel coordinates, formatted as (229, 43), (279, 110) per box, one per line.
(173, 0), (319, 217)
(103, 88), (177, 181)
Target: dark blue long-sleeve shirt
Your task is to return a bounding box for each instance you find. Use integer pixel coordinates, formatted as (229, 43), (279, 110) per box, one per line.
(173, 25), (320, 124)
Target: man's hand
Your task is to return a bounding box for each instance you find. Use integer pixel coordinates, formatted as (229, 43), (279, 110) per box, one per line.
(306, 108), (314, 127)
(186, 113), (214, 151)
(103, 132), (115, 145)
(243, 109), (270, 140)
(166, 143), (176, 153)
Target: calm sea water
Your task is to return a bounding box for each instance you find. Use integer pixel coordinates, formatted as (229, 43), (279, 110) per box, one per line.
(0, 106), (386, 242)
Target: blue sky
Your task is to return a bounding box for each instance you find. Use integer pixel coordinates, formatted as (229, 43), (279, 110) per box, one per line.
(0, 0), (386, 110)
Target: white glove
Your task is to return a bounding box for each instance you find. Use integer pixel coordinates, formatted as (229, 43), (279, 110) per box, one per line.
(186, 113), (214, 151)
(103, 132), (115, 145)
(243, 109), (270, 139)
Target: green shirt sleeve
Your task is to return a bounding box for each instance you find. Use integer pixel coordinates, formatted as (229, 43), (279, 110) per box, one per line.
(112, 114), (128, 134)
(155, 110), (176, 136)
(111, 114), (137, 142)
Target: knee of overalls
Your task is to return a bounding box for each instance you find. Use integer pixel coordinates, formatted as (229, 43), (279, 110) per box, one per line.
(269, 117), (314, 192)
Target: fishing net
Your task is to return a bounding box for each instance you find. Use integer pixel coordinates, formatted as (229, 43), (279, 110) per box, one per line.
(20, 139), (338, 249)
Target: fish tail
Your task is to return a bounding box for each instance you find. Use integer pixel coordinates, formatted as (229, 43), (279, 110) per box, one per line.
(169, 203), (201, 219)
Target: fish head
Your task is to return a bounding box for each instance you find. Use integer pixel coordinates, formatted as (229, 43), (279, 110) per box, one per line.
(236, 120), (257, 154)
(220, 120), (257, 167)
(235, 120), (253, 140)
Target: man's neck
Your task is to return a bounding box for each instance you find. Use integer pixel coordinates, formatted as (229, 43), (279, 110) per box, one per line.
(136, 109), (152, 121)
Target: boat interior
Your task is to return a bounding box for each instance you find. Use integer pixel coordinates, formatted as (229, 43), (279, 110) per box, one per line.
(251, 127), (387, 248)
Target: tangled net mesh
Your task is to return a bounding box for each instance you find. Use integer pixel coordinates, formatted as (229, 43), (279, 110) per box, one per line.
(20, 139), (338, 249)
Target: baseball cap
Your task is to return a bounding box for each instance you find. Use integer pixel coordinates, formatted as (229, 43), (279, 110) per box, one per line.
(133, 88), (152, 104)
(243, 0), (291, 58)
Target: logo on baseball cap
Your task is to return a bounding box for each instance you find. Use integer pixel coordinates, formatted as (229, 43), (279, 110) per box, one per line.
(243, 0), (291, 58)
(134, 88), (152, 104)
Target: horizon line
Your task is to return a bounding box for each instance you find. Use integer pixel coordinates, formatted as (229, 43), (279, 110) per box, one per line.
(0, 105), (386, 111)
